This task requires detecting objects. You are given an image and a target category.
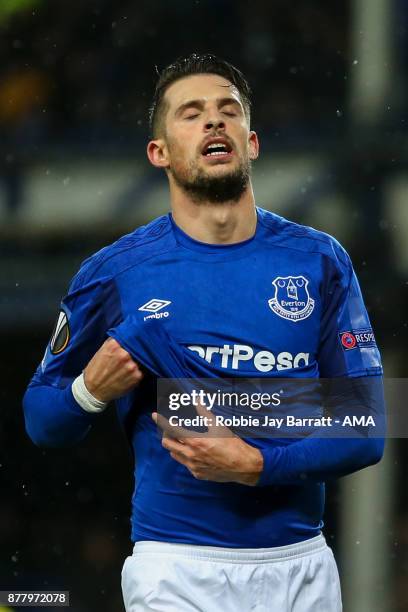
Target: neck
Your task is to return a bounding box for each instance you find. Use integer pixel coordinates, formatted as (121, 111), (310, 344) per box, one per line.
(170, 182), (257, 244)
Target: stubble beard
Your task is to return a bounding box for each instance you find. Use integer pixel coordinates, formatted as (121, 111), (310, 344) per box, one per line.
(170, 155), (251, 205)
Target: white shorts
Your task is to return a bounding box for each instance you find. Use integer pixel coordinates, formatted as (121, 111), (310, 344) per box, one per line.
(121, 534), (342, 612)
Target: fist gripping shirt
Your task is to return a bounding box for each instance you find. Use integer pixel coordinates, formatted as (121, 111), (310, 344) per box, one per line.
(24, 208), (384, 547)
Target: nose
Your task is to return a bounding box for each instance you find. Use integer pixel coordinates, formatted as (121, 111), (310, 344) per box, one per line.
(204, 116), (225, 132)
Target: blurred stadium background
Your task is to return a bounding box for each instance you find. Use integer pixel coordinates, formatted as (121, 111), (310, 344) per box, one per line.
(1, 0), (407, 610)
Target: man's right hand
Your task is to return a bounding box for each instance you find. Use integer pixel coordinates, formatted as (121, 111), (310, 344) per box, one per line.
(83, 337), (144, 403)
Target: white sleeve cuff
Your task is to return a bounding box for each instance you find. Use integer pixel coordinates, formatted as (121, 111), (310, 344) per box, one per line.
(72, 372), (108, 413)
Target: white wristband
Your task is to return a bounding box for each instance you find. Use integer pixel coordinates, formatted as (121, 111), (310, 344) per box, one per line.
(72, 372), (108, 413)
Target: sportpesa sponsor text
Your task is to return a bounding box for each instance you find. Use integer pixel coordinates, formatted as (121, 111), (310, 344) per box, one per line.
(187, 344), (309, 372)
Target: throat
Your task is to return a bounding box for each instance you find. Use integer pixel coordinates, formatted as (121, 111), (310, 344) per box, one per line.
(172, 204), (257, 246)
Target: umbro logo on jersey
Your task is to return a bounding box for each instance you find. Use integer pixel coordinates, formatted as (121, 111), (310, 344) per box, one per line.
(138, 299), (171, 313)
(268, 276), (315, 322)
(139, 298), (171, 321)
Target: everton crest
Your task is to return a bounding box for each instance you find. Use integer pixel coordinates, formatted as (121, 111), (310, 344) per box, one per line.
(268, 276), (315, 322)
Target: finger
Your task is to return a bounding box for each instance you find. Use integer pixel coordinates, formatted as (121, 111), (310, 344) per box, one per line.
(169, 451), (196, 470)
(162, 440), (196, 467)
(161, 436), (188, 454)
(152, 411), (186, 438)
(104, 337), (127, 356)
(104, 337), (120, 348)
(194, 401), (215, 425)
(152, 412), (201, 440)
(194, 402), (234, 436)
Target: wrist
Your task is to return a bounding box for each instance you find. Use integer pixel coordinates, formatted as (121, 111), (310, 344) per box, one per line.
(82, 371), (105, 401)
(237, 446), (264, 486)
(72, 372), (108, 413)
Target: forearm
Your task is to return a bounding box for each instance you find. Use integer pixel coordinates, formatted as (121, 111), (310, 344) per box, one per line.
(23, 380), (97, 448)
(256, 436), (384, 486)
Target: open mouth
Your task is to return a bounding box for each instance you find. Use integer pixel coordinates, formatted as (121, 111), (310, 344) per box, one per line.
(202, 139), (233, 157)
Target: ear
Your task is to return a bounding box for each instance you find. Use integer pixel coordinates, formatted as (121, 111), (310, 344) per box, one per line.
(147, 139), (170, 169)
(248, 131), (259, 161)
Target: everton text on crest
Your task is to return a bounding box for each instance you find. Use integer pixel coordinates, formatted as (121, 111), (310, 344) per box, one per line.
(268, 276), (315, 322)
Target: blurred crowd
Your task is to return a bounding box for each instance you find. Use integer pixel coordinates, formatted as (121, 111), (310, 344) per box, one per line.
(0, 0), (349, 146)
(0, 0), (349, 217)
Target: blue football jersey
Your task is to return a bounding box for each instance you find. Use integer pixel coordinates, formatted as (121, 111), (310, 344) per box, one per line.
(24, 208), (384, 547)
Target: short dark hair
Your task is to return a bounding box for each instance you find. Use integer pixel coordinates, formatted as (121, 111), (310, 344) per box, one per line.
(149, 53), (252, 138)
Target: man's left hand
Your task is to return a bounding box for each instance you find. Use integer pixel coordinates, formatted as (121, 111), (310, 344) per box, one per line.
(152, 406), (264, 486)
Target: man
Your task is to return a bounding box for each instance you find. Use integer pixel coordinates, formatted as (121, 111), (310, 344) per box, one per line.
(24, 54), (384, 611)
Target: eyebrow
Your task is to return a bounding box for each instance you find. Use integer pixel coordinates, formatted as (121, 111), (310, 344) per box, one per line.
(174, 97), (242, 117)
